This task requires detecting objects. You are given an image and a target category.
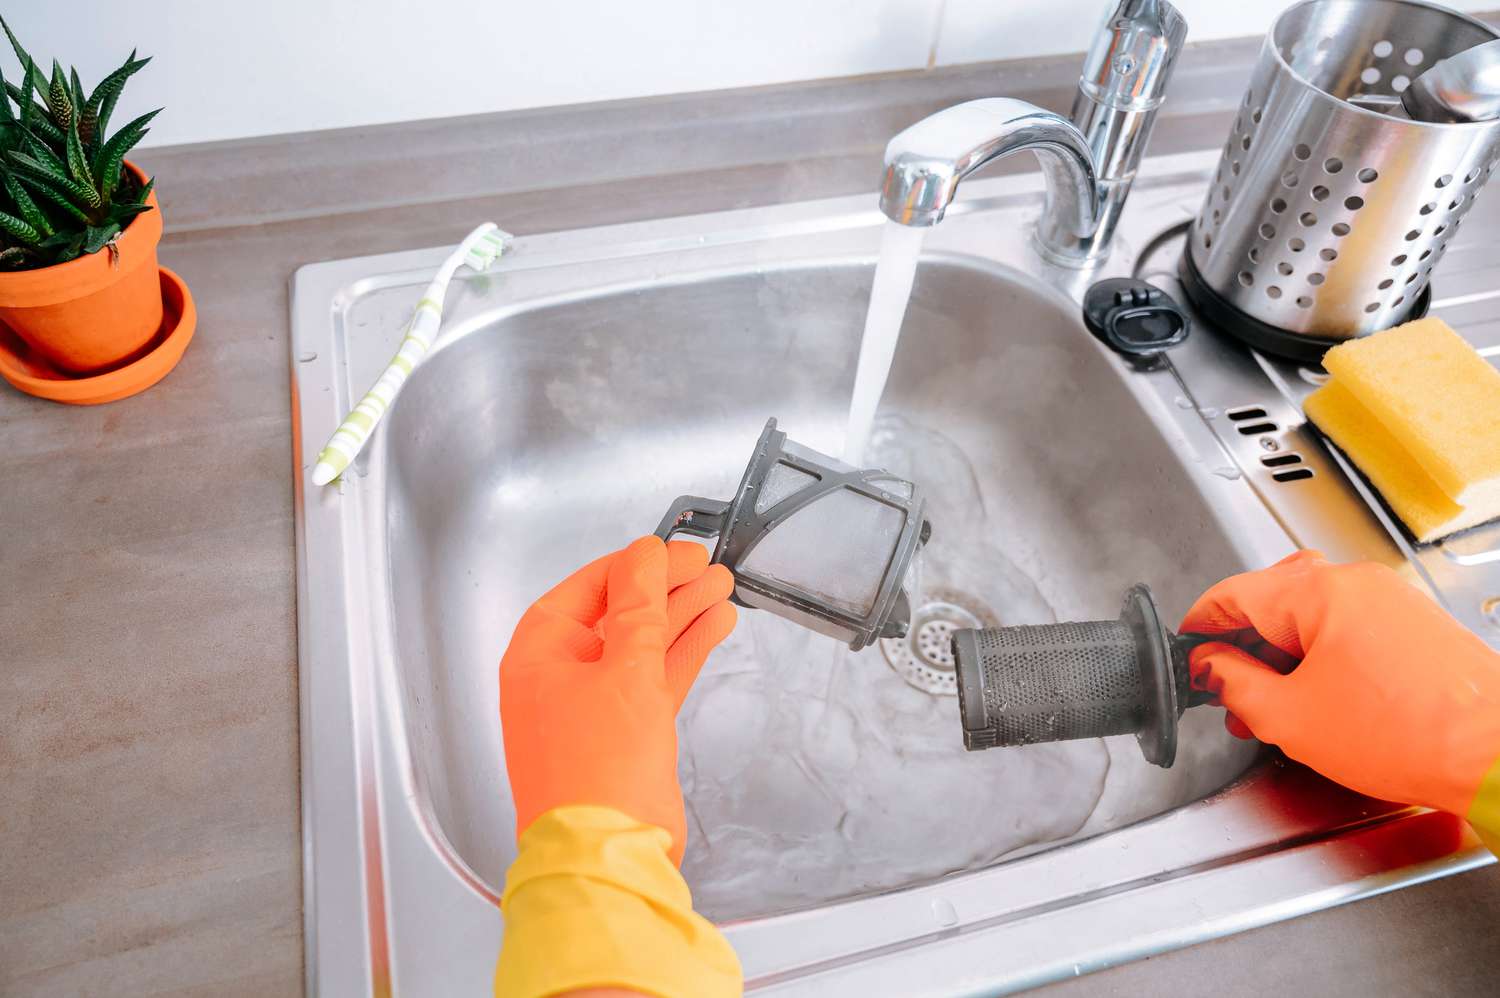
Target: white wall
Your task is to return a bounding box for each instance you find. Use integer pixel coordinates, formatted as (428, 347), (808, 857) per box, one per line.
(6, 1), (1495, 149)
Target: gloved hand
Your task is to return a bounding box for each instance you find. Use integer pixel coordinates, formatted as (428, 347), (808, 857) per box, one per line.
(496, 536), (743, 998)
(500, 534), (737, 864)
(1181, 550), (1500, 820)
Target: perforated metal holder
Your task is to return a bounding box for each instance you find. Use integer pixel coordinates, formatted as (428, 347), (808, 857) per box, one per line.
(655, 418), (930, 651)
(1184, 0), (1500, 357)
(952, 585), (1212, 767)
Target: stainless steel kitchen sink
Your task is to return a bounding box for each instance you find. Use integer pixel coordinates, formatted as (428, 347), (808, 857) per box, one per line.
(290, 149), (1498, 996)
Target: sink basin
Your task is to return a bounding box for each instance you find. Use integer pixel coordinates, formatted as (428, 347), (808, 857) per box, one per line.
(384, 254), (1257, 920)
(291, 150), (1496, 995)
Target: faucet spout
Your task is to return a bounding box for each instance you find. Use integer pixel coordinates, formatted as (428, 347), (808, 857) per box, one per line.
(877, 1), (1187, 266)
(879, 98), (1098, 236)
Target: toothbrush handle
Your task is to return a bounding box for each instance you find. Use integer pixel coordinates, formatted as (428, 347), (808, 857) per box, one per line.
(310, 301), (440, 485)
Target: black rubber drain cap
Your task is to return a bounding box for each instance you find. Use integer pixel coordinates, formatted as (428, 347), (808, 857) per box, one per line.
(1083, 278), (1190, 358)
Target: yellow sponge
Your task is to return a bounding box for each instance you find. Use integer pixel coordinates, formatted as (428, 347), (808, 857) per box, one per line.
(1305, 381), (1492, 542)
(1304, 318), (1500, 543)
(1321, 318), (1500, 508)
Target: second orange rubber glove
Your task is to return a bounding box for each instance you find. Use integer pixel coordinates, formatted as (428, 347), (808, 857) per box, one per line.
(1181, 550), (1500, 821)
(500, 535), (737, 864)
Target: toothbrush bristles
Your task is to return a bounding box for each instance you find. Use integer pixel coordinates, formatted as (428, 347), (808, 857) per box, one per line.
(464, 229), (511, 272)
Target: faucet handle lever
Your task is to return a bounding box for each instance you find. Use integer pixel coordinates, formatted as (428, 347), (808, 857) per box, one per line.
(1080, 0), (1188, 111)
(1035, 0), (1188, 264)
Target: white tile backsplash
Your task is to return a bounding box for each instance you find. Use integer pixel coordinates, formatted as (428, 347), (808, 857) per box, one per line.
(10, 0), (945, 147)
(7, 0), (1498, 147)
(934, 0), (1497, 65)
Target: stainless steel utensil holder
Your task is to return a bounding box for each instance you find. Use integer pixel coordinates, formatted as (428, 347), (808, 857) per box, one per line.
(1186, 0), (1500, 344)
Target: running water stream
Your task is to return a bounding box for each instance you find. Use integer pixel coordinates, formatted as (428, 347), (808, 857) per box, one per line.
(843, 221), (927, 465)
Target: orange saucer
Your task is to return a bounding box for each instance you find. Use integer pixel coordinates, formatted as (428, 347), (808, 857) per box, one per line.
(0, 266), (196, 405)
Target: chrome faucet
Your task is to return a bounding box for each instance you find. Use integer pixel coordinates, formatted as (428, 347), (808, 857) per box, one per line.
(879, 0), (1187, 266)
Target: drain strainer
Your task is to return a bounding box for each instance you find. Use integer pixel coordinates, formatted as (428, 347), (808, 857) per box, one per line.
(880, 588), (1000, 695)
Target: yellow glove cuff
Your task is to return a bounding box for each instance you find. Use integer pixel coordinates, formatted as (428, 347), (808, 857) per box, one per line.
(494, 805), (742, 998)
(1470, 754), (1500, 858)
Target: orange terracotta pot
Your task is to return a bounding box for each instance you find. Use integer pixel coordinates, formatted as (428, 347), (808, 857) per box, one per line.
(0, 160), (163, 375)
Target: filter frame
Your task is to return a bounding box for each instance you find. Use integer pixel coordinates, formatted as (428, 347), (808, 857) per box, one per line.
(655, 418), (929, 650)
(1120, 584), (1180, 768)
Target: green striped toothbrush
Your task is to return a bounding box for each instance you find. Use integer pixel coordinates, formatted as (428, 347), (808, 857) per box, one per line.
(311, 224), (512, 486)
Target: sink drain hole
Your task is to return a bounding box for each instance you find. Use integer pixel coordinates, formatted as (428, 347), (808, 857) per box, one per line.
(880, 588), (1000, 695)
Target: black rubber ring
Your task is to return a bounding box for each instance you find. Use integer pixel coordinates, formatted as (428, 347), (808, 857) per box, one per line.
(1177, 249), (1432, 364)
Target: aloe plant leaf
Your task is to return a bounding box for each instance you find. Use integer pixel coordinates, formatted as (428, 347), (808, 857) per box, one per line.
(5, 96), (64, 146)
(0, 207), (42, 245)
(64, 116), (92, 190)
(3, 81), (42, 111)
(0, 61), (11, 127)
(82, 52), (147, 145)
(11, 167), (90, 217)
(4, 169), (52, 236)
(17, 176), (90, 225)
(108, 200), (152, 226)
(47, 59), (72, 131)
(82, 221), (118, 254)
(0, 23), (157, 270)
(16, 134), (67, 178)
(46, 232), (83, 263)
(92, 108), (157, 200)
(0, 16), (36, 83)
(11, 153), (101, 213)
(15, 55), (34, 130)
(12, 56), (53, 139)
(36, 227), (85, 264)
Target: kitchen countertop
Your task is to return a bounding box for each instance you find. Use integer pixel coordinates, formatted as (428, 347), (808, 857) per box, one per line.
(4, 33), (1499, 997)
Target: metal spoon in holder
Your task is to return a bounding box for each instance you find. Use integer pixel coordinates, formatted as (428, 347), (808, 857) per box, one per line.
(1352, 38), (1500, 122)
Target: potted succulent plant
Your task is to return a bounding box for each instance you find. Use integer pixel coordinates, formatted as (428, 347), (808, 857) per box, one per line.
(0, 18), (162, 375)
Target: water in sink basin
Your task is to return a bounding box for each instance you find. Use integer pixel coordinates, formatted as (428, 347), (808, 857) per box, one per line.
(382, 257), (1259, 923)
(681, 412), (1112, 920)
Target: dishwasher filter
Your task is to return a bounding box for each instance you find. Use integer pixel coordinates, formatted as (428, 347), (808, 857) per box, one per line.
(953, 584), (1215, 767)
(655, 418), (930, 651)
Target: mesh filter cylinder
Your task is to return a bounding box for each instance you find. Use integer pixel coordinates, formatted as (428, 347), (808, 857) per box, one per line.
(953, 585), (1207, 768)
(955, 620), (1146, 745)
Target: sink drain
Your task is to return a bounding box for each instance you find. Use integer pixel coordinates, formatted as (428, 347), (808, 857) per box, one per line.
(880, 588), (1000, 695)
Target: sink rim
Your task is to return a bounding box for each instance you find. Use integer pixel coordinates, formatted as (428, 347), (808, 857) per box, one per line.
(290, 149), (1496, 996)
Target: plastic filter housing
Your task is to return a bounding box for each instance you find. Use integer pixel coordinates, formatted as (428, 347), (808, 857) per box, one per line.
(952, 584), (1211, 768)
(655, 418), (930, 650)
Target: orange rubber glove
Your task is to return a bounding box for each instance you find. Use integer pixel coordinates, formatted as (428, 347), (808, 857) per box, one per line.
(1181, 551), (1500, 832)
(500, 534), (737, 864)
(496, 536), (742, 998)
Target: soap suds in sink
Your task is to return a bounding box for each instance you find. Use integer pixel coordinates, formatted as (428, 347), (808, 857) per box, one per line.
(678, 615), (1111, 919)
(677, 415), (1112, 920)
